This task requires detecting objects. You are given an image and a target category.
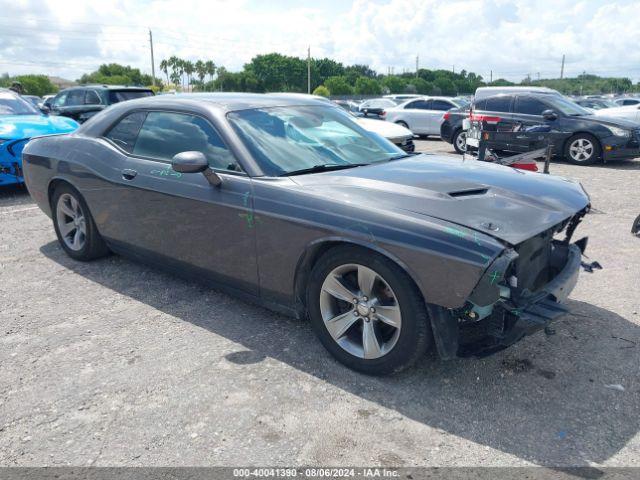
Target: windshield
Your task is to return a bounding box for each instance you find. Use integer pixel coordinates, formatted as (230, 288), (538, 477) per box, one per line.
(0, 91), (40, 115)
(108, 90), (154, 104)
(228, 105), (403, 176)
(547, 96), (592, 116)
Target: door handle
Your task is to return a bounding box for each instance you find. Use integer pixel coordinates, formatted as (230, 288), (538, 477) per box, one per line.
(122, 169), (137, 180)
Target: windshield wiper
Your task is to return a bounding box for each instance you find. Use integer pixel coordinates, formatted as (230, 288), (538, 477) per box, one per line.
(280, 163), (367, 176)
(387, 153), (413, 161)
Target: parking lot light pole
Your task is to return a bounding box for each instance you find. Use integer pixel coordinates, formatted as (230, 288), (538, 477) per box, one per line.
(307, 46), (311, 94)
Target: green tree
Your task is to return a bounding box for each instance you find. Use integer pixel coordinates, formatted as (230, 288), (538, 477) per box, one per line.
(324, 76), (353, 95)
(354, 77), (382, 95)
(381, 75), (406, 93)
(312, 85), (330, 97)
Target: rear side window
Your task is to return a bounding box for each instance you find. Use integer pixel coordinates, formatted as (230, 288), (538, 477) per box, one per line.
(431, 100), (455, 111)
(514, 97), (547, 115)
(108, 90), (154, 104)
(105, 111), (147, 153)
(85, 90), (102, 105)
(133, 111), (239, 171)
(405, 100), (431, 110)
(483, 96), (512, 113)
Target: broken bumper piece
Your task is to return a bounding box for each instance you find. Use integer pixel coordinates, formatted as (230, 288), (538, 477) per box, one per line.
(457, 241), (585, 358)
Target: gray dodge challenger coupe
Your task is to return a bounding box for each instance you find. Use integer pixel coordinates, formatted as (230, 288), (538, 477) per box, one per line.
(22, 93), (592, 375)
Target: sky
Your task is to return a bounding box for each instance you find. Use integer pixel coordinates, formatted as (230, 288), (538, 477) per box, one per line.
(1, 0), (639, 83)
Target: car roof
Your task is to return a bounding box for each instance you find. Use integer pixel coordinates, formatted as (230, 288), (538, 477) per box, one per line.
(61, 85), (154, 91)
(474, 86), (561, 101)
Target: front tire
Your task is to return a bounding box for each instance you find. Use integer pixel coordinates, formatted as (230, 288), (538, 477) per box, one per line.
(395, 121), (409, 129)
(564, 134), (600, 165)
(52, 184), (109, 261)
(452, 129), (467, 154)
(307, 246), (431, 375)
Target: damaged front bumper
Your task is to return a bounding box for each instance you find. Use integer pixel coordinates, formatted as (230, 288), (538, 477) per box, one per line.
(430, 209), (595, 359)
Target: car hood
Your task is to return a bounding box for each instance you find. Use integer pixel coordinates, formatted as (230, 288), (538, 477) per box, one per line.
(576, 112), (639, 129)
(0, 115), (79, 140)
(356, 117), (413, 139)
(290, 154), (590, 245)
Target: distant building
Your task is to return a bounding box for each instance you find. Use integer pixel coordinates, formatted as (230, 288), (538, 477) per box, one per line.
(48, 76), (76, 90)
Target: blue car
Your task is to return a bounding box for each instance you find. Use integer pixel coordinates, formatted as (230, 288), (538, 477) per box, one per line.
(1, 89), (78, 186)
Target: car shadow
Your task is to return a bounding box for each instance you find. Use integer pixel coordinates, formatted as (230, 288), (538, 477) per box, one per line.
(0, 184), (32, 208)
(40, 241), (639, 467)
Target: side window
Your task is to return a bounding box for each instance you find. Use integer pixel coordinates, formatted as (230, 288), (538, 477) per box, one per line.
(405, 100), (431, 110)
(514, 97), (547, 115)
(105, 111), (147, 153)
(66, 90), (85, 106)
(431, 100), (455, 111)
(133, 111), (240, 172)
(484, 96), (512, 113)
(85, 90), (101, 105)
(53, 92), (68, 107)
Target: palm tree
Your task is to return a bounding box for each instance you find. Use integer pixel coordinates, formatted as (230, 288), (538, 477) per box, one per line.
(194, 60), (206, 90)
(159, 59), (169, 87)
(205, 60), (216, 84)
(184, 60), (195, 92)
(168, 56), (181, 88)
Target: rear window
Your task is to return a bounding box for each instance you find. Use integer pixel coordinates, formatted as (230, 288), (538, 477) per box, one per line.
(108, 90), (154, 104)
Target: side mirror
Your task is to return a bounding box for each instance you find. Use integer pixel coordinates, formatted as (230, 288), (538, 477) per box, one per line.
(40, 105), (50, 114)
(542, 109), (558, 121)
(172, 151), (209, 173)
(171, 151), (222, 186)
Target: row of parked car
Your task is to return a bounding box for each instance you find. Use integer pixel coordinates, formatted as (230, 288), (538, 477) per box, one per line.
(340, 87), (640, 166)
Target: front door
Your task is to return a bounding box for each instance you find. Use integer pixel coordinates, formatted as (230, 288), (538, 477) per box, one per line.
(104, 109), (259, 295)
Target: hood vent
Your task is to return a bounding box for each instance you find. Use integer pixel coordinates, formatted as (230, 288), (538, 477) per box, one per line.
(448, 188), (489, 198)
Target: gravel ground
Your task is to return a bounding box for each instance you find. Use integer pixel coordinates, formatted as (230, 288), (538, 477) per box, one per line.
(1, 139), (639, 468)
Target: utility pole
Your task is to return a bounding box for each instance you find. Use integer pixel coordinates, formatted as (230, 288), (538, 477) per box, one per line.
(490, 70), (493, 83)
(149, 29), (156, 87)
(537, 72), (540, 80)
(415, 55), (419, 76)
(307, 46), (311, 94)
(560, 54), (565, 79)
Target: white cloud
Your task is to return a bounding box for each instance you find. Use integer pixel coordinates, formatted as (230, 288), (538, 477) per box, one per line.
(0, 0), (638, 82)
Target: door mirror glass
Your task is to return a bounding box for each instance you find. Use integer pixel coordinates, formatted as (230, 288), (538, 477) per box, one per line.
(542, 109), (558, 121)
(171, 151), (209, 173)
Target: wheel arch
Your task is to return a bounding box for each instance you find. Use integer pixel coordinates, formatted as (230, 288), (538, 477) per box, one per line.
(292, 237), (427, 315)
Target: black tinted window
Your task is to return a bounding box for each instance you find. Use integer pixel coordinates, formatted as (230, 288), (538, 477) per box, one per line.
(483, 96), (512, 113)
(105, 111), (147, 153)
(405, 100), (431, 109)
(431, 100), (455, 111)
(66, 90), (85, 106)
(133, 112), (239, 171)
(514, 97), (547, 115)
(85, 90), (101, 105)
(108, 90), (154, 104)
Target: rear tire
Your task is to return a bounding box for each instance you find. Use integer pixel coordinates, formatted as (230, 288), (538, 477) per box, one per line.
(452, 129), (467, 154)
(564, 134), (600, 165)
(52, 184), (109, 261)
(307, 246), (431, 375)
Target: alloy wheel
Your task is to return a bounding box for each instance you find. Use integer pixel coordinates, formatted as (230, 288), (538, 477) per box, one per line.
(56, 193), (87, 251)
(319, 263), (402, 359)
(569, 138), (594, 162)
(455, 131), (467, 152)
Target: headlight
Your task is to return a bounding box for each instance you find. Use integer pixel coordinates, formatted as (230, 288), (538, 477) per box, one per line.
(607, 126), (631, 137)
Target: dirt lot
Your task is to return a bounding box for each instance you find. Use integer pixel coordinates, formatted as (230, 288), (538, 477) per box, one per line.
(1, 139), (639, 468)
